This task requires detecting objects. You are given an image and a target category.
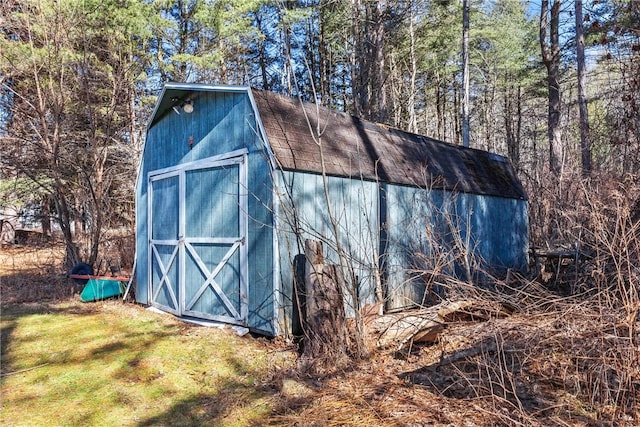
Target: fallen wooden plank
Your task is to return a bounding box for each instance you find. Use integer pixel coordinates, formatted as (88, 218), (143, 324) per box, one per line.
(373, 309), (445, 350)
(372, 300), (513, 350)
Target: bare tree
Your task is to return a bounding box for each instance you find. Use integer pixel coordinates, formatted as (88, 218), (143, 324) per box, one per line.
(540, 0), (563, 175)
(575, 0), (591, 176)
(0, 0), (150, 269)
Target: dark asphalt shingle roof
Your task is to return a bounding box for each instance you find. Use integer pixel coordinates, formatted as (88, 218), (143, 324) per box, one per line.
(252, 89), (527, 200)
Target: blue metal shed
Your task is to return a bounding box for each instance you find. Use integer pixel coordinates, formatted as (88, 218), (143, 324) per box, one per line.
(135, 83), (528, 336)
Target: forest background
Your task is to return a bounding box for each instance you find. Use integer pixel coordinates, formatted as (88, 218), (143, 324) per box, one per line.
(1, 0), (638, 270)
(1, 1), (640, 423)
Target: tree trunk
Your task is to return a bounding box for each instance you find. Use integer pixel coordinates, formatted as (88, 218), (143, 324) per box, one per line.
(516, 85), (522, 166)
(300, 240), (350, 371)
(461, 0), (470, 147)
(350, 0), (387, 123)
(372, 0), (387, 124)
(575, 0), (592, 176)
(351, 0), (365, 117)
(254, 13), (270, 91)
(505, 82), (521, 168)
(540, 0), (563, 175)
(407, 3), (417, 133)
(436, 79), (444, 140)
(40, 195), (51, 238)
(454, 81), (461, 144)
(53, 186), (80, 270)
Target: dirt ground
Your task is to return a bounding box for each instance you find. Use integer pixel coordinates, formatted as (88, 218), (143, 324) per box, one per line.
(1, 244), (638, 426)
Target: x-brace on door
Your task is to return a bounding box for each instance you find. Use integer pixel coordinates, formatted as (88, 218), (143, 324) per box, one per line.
(148, 153), (248, 325)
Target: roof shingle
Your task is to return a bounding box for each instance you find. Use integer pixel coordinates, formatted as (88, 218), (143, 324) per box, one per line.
(252, 89), (527, 200)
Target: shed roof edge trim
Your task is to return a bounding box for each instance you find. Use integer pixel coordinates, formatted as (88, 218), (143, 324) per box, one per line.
(246, 89), (278, 171)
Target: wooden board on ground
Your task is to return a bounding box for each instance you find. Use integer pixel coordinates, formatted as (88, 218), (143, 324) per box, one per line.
(370, 299), (513, 350)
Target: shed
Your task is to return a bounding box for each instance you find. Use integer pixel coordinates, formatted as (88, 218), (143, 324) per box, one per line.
(135, 83), (528, 336)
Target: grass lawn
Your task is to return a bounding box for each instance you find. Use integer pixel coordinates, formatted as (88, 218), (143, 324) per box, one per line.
(2, 245), (638, 426)
(1, 301), (292, 427)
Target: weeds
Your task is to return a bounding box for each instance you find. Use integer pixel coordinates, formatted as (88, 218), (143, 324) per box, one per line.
(470, 173), (636, 423)
(395, 171), (640, 425)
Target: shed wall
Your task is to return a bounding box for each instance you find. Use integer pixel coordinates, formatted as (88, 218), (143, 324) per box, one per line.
(273, 171), (529, 322)
(136, 90), (276, 334)
(384, 184), (529, 309)
(275, 170), (380, 334)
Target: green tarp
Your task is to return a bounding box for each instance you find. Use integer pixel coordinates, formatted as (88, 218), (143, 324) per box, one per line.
(80, 279), (125, 302)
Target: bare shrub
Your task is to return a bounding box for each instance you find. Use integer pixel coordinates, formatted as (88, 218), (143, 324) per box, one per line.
(521, 172), (640, 420)
(94, 231), (135, 275)
(0, 245), (82, 305)
(401, 171), (639, 423)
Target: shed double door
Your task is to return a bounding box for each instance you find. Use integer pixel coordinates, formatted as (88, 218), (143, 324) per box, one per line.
(148, 154), (248, 326)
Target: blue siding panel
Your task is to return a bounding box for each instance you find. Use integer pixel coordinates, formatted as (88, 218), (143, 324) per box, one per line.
(276, 170), (528, 324)
(185, 166), (239, 238)
(384, 185), (529, 310)
(383, 184), (435, 309)
(246, 150), (275, 334)
(135, 188), (149, 304)
(276, 171), (379, 329)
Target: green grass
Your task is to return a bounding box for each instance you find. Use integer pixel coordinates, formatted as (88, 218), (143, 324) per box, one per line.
(0, 301), (287, 427)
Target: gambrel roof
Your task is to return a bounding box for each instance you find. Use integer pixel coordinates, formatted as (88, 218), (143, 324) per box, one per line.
(252, 89), (527, 200)
(149, 84), (527, 201)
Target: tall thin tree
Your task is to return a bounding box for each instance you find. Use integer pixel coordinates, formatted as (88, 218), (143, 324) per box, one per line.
(575, 0), (591, 176)
(540, 0), (563, 174)
(462, 0), (470, 147)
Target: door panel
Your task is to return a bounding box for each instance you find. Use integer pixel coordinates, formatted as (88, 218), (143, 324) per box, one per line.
(185, 166), (239, 238)
(183, 165), (244, 323)
(184, 242), (242, 321)
(148, 156), (247, 325)
(149, 175), (180, 315)
(151, 244), (180, 313)
(151, 176), (179, 240)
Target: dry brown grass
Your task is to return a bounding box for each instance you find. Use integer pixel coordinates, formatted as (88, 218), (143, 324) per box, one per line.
(0, 243), (80, 306)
